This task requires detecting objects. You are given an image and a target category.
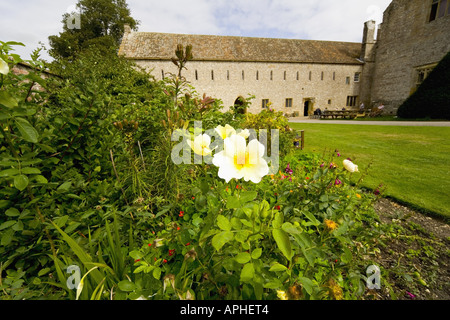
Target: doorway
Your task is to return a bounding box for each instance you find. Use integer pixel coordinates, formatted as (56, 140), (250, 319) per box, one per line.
(303, 98), (315, 117)
(234, 96), (247, 114)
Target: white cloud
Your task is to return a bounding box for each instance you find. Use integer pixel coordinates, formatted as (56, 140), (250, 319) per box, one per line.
(128, 0), (221, 35)
(0, 0), (392, 61)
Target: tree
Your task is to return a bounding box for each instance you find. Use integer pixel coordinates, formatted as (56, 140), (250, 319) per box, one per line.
(48, 0), (139, 60)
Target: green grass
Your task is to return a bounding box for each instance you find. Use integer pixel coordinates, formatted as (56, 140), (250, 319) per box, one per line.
(289, 123), (450, 219)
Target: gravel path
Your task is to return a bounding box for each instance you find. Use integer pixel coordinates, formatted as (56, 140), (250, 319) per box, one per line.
(289, 119), (450, 126)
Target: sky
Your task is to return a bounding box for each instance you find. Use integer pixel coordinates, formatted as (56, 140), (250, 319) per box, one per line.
(0, 0), (392, 62)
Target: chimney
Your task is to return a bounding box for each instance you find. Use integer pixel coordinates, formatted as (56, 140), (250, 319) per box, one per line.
(361, 20), (377, 62)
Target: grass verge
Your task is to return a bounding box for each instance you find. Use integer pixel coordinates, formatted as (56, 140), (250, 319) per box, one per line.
(289, 123), (450, 220)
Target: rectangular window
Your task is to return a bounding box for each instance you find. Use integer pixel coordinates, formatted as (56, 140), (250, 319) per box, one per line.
(297, 71), (299, 80)
(285, 98), (293, 108)
(227, 70), (230, 80)
(309, 71), (312, 81)
(328, 99), (332, 105)
(270, 70), (273, 81)
(415, 64), (437, 88)
(429, 0), (439, 21)
(346, 76), (350, 85)
(262, 99), (269, 109)
(321, 71), (324, 80)
(354, 72), (361, 82)
(195, 70), (198, 80)
(256, 71), (259, 80)
(333, 72), (336, 81)
(284, 71), (287, 80)
(211, 70), (214, 81)
(161, 70), (165, 79)
(346, 96), (358, 107)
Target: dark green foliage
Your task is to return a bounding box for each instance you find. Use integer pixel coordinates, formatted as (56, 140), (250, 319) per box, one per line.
(397, 52), (450, 120)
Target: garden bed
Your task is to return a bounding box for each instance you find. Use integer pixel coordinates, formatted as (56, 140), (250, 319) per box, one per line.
(369, 198), (450, 300)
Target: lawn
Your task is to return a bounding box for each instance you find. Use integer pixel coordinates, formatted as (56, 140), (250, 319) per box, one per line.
(289, 123), (450, 219)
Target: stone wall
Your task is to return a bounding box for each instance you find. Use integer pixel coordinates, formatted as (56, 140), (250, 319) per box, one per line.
(371, 0), (450, 113)
(136, 59), (363, 116)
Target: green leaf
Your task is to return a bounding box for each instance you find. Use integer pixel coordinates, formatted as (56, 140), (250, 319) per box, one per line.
(259, 200), (270, 219)
(302, 210), (321, 226)
(269, 263), (288, 272)
(14, 174), (28, 191)
(272, 229), (292, 261)
(240, 263), (255, 283)
(217, 215), (231, 231)
(118, 280), (136, 292)
(153, 267), (161, 280)
(54, 215), (69, 228)
(263, 279), (282, 289)
(5, 208), (20, 217)
(14, 117), (39, 143)
(319, 194), (329, 202)
(0, 220), (16, 230)
(299, 277), (315, 295)
(333, 221), (349, 237)
(33, 175), (48, 184)
(272, 211), (284, 229)
(239, 191), (257, 203)
(129, 250), (143, 260)
(282, 222), (302, 235)
(57, 181), (72, 192)
(0, 91), (18, 109)
(211, 231), (233, 251)
(0, 168), (19, 177)
(21, 167), (41, 175)
(226, 194), (241, 209)
(38, 268), (51, 277)
(235, 252), (251, 264)
(251, 248), (262, 259)
(1, 229), (14, 246)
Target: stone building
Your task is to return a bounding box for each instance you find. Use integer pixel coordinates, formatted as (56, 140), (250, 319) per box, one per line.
(119, 0), (450, 116)
(370, 0), (450, 114)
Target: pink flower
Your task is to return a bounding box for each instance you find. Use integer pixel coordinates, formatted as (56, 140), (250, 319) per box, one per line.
(334, 178), (342, 186)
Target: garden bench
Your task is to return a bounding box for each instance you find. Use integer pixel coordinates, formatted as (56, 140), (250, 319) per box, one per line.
(320, 110), (358, 119)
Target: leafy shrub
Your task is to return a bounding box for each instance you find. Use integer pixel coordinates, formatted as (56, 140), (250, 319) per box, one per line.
(243, 109), (296, 157)
(1, 41), (389, 301)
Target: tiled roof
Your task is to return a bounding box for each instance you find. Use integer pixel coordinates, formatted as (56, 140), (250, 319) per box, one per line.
(119, 30), (363, 65)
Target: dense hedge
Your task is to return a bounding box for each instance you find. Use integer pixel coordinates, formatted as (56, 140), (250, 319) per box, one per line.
(397, 52), (450, 120)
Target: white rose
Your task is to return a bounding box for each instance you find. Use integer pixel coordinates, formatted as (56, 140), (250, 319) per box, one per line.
(343, 159), (359, 173)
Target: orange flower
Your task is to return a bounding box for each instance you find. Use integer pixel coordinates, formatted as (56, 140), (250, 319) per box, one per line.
(325, 219), (338, 231)
(356, 194), (361, 199)
(179, 211), (184, 217)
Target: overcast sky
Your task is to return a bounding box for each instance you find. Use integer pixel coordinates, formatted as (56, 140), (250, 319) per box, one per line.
(0, 0), (392, 62)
